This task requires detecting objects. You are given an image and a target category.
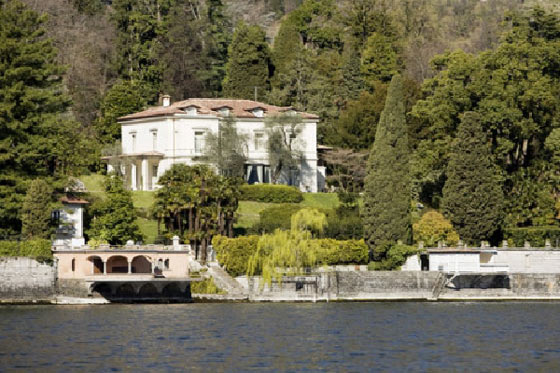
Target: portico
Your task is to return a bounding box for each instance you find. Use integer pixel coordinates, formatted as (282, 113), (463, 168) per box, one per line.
(103, 151), (164, 191)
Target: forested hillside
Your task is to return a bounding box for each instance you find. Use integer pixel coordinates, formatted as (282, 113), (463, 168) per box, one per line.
(2, 0), (560, 243)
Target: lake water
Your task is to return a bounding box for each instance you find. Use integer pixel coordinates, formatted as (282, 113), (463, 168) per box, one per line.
(1, 302), (560, 371)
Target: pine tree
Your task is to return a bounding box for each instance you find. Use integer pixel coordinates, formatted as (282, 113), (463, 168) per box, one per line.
(363, 75), (411, 261)
(21, 179), (54, 239)
(222, 21), (272, 100)
(442, 112), (504, 245)
(87, 175), (143, 245)
(0, 0), (72, 237)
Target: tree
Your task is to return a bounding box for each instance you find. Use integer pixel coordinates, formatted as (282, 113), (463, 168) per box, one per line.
(442, 112), (504, 245)
(21, 179), (54, 239)
(363, 75), (411, 261)
(87, 175), (143, 245)
(412, 210), (459, 247)
(153, 164), (241, 263)
(202, 115), (248, 177)
(95, 79), (147, 143)
(247, 208), (327, 287)
(0, 0), (74, 237)
(222, 21), (272, 100)
(266, 114), (304, 184)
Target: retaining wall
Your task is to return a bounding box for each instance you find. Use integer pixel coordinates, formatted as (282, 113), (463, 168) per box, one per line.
(0, 257), (56, 302)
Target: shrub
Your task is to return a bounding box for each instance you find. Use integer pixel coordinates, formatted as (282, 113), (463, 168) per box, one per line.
(251, 204), (303, 233)
(240, 184), (303, 203)
(0, 239), (53, 263)
(190, 278), (225, 294)
(324, 214), (363, 240)
(369, 243), (418, 270)
(315, 239), (369, 265)
(213, 234), (368, 277)
(212, 235), (260, 277)
(413, 210), (459, 246)
(503, 226), (560, 247)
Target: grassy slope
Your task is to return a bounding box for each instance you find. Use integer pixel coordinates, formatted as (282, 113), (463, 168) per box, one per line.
(80, 174), (340, 242)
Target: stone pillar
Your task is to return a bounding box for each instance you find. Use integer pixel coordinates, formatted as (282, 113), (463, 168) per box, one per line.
(128, 260), (132, 274)
(103, 260), (107, 275)
(107, 163), (114, 174)
(151, 261), (155, 274)
(131, 163), (137, 191)
(173, 235), (180, 248)
(142, 158), (149, 191)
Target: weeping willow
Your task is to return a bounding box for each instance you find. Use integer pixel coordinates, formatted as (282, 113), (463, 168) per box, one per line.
(247, 208), (327, 287)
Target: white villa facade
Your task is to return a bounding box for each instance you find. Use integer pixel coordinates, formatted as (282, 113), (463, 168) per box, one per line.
(107, 97), (321, 192)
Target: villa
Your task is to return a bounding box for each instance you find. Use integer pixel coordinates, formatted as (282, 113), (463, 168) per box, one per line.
(106, 96), (323, 192)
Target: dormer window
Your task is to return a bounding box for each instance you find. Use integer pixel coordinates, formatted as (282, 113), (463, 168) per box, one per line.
(213, 106), (232, 116)
(252, 108), (264, 118)
(184, 106), (197, 116)
(219, 107), (230, 116)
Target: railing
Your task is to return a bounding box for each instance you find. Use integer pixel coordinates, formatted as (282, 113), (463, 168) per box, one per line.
(53, 244), (192, 252)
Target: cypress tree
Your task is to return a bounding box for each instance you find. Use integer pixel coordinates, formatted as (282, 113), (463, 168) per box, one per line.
(21, 179), (54, 239)
(222, 21), (272, 100)
(363, 75), (411, 261)
(442, 111), (503, 245)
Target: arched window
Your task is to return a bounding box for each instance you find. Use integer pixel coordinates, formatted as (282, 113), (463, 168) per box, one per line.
(71, 258), (75, 272)
(164, 259), (170, 270)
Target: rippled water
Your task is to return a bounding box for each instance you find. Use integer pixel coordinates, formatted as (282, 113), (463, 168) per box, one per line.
(1, 302), (560, 371)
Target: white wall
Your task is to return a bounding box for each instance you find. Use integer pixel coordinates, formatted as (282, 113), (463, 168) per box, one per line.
(120, 115), (319, 192)
(429, 253), (480, 272)
(491, 250), (560, 273)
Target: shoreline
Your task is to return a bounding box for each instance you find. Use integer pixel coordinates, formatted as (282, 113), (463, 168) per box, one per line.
(4, 294), (560, 305)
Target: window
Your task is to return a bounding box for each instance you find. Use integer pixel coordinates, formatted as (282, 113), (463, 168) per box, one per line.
(254, 132), (265, 151)
(164, 259), (169, 270)
(152, 165), (158, 178)
(131, 132), (137, 152)
(71, 258), (75, 272)
(151, 130), (157, 150)
(184, 106), (197, 115)
(219, 108), (230, 116)
(194, 131), (205, 154)
(252, 108), (264, 118)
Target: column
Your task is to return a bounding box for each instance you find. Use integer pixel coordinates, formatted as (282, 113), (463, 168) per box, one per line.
(103, 260), (107, 275)
(131, 163), (137, 191)
(142, 158), (149, 191)
(107, 164), (114, 174)
(128, 260), (132, 274)
(151, 261), (155, 274)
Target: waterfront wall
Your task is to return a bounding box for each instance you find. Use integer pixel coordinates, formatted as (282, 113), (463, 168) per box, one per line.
(0, 257), (56, 302)
(241, 271), (560, 301)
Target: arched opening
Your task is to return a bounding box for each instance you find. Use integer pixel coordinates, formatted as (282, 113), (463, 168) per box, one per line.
(107, 256), (128, 274)
(115, 283), (135, 297)
(92, 283), (111, 296)
(138, 283), (159, 297)
(87, 255), (103, 274)
(71, 258), (75, 272)
(132, 256), (151, 273)
(162, 282), (182, 297)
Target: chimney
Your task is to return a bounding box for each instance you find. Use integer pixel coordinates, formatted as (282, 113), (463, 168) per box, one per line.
(161, 94), (171, 107)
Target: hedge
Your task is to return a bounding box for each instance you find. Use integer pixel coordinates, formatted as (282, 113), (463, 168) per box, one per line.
(212, 235), (260, 277)
(251, 204), (303, 234)
(314, 239), (369, 265)
(239, 184), (303, 203)
(503, 226), (560, 247)
(0, 239), (53, 263)
(212, 235), (368, 276)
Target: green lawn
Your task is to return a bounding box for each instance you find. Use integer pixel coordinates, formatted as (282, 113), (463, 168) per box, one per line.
(79, 174), (340, 240)
(301, 193), (339, 210)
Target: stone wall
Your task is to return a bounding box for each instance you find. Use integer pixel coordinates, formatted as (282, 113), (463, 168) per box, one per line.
(492, 250), (560, 273)
(0, 257), (56, 302)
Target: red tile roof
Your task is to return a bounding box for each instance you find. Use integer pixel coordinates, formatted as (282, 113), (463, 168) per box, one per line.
(119, 98), (319, 121)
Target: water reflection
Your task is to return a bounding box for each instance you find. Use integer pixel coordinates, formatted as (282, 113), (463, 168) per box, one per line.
(1, 302), (560, 371)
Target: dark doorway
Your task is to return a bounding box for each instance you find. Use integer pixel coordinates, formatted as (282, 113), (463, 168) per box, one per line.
(420, 254), (429, 271)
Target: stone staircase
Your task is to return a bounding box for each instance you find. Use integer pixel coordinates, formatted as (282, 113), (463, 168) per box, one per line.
(207, 263), (247, 296)
(429, 272), (447, 301)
